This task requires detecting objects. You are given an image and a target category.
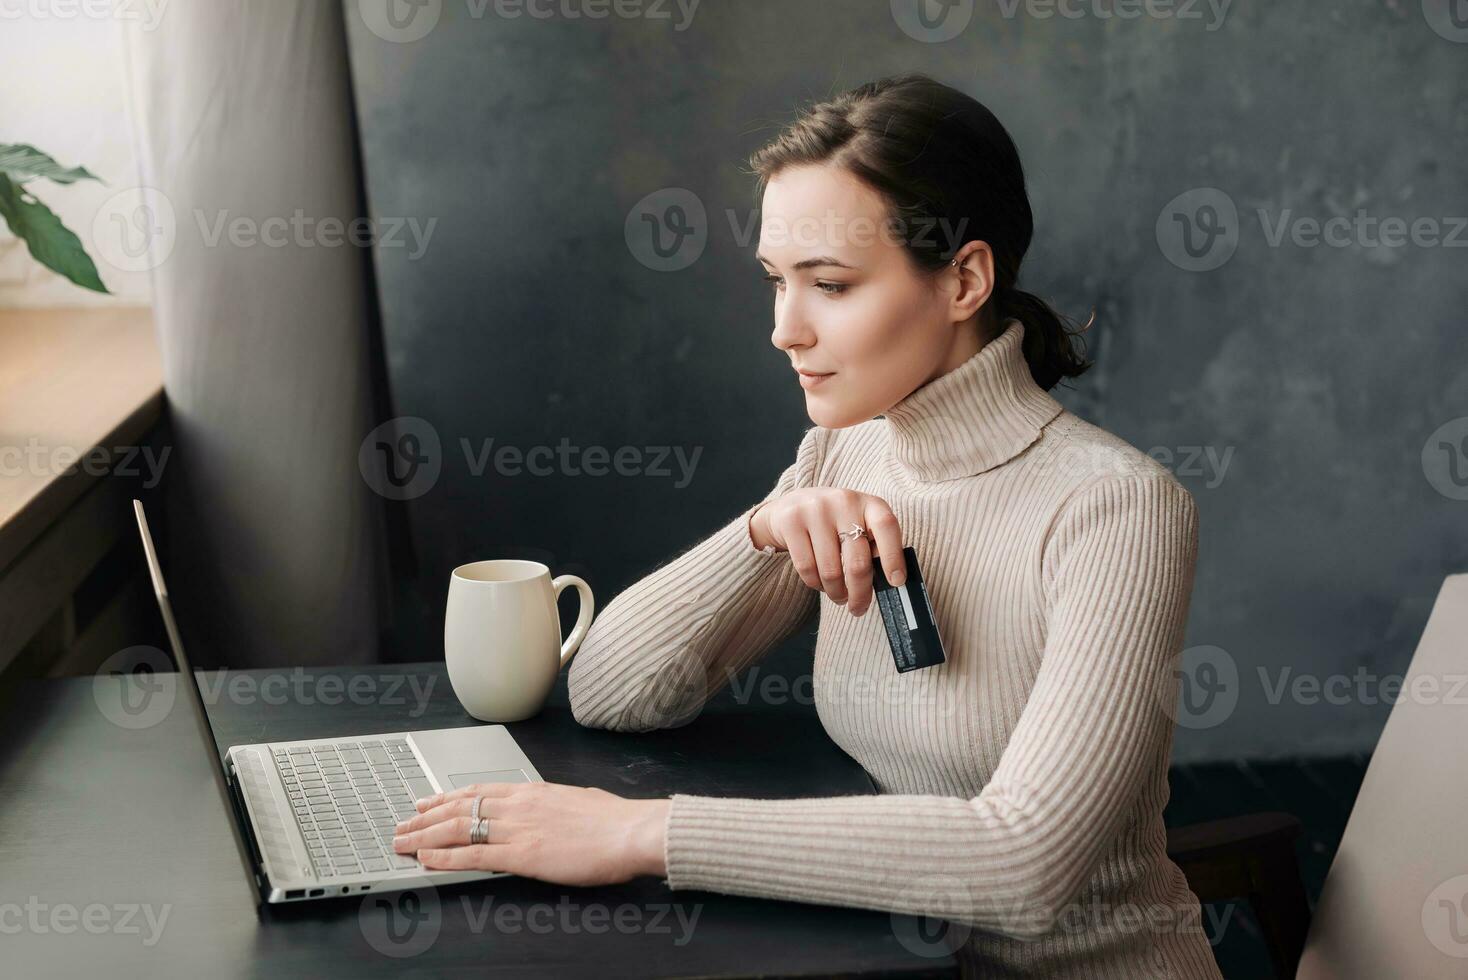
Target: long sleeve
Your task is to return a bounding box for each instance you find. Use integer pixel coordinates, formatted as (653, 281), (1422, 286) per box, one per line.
(567, 427), (829, 732)
(661, 473), (1200, 941)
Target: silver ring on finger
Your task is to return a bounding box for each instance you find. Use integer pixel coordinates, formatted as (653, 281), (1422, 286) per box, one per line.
(469, 816), (490, 845)
(837, 522), (867, 544)
(470, 795), (483, 824)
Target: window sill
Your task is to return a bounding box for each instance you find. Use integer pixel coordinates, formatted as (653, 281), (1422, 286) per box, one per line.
(0, 306), (164, 674)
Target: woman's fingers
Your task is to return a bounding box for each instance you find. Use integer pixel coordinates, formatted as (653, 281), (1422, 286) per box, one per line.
(841, 532), (876, 616)
(413, 781), (518, 812)
(767, 489), (905, 606)
(863, 499), (906, 588)
(417, 842), (517, 871)
(393, 814), (511, 853)
(808, 508), (848, 603)
(396, 795), (481, 834)
(784, 526), (822, 592)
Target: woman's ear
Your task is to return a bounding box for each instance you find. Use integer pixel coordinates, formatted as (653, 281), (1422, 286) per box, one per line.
(949, 243), (996, 322)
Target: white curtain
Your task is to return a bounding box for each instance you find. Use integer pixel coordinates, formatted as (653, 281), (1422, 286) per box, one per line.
(121, 1), (387, 667)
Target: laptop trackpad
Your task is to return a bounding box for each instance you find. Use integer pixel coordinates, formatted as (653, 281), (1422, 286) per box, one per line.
(447, 769), (530, 788)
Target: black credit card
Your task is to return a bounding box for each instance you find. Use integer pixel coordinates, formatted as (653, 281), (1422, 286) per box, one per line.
(871, 546), (947, 672)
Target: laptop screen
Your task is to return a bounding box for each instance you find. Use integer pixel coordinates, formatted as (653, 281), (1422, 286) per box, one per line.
(132, 498), (264, 907)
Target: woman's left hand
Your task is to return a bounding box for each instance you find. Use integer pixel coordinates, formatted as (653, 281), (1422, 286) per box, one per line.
(392, 781), (671, 887)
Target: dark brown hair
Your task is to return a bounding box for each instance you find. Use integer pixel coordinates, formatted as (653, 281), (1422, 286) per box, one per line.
(747, 73), (1092, 391)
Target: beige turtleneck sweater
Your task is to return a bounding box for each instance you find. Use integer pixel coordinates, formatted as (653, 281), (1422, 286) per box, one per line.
(567, 320), (1223, 979)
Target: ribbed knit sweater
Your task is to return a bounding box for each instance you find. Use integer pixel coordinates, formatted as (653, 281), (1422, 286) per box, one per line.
(566, 320), (1223, 979)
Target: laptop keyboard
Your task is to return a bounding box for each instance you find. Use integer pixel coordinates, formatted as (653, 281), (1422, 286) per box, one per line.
(273, 738), (437, 878)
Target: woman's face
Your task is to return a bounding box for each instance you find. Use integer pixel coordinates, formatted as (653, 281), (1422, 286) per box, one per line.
(757, 163), (985, 429)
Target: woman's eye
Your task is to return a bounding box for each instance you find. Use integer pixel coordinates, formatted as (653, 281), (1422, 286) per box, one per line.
(761, 274), (846, 296)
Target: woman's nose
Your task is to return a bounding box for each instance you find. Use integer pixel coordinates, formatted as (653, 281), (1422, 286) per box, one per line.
(770, 296), (815, 352)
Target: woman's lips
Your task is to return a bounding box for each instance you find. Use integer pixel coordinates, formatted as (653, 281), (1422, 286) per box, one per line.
(797, 370), (834, 390)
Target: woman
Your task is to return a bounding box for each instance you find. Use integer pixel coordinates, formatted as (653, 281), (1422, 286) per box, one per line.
(393, 73), (1221, 978)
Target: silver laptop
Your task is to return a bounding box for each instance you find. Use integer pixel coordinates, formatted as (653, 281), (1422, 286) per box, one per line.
(133, 498), (544, 905)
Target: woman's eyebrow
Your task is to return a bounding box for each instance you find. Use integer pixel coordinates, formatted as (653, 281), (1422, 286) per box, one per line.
(755, 253), (858, 271)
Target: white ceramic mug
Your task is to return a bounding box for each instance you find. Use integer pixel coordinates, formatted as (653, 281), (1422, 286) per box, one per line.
(444, 559), (595, 722)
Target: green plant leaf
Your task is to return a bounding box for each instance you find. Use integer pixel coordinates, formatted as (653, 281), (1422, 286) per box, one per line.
(0, 174), (109, 293)
(0, 143), (102, 185)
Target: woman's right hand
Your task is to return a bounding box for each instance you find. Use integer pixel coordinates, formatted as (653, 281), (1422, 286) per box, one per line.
(748, 488), (907, 617)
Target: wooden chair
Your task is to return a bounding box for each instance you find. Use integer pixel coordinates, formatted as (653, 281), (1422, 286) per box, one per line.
(1165, 574), (1468, 979)
(1296, 574), (1468, 978)
(1167, 811), (1311, 977)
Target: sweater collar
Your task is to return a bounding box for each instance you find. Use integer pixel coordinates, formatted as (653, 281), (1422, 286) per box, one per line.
(881, 319), (1064, 483)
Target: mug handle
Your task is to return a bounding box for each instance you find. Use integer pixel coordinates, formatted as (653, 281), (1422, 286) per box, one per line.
(552, 574), (595, 669)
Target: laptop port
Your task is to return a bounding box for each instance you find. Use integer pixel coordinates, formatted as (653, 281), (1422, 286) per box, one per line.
(285, 890), (303, 899)
(307, 889), (325, 898)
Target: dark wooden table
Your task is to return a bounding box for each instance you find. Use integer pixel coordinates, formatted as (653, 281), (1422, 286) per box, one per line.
(0, 662), (958, 978)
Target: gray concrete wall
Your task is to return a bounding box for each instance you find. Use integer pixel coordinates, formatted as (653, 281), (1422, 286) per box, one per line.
(343, 0), (1468, 761)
